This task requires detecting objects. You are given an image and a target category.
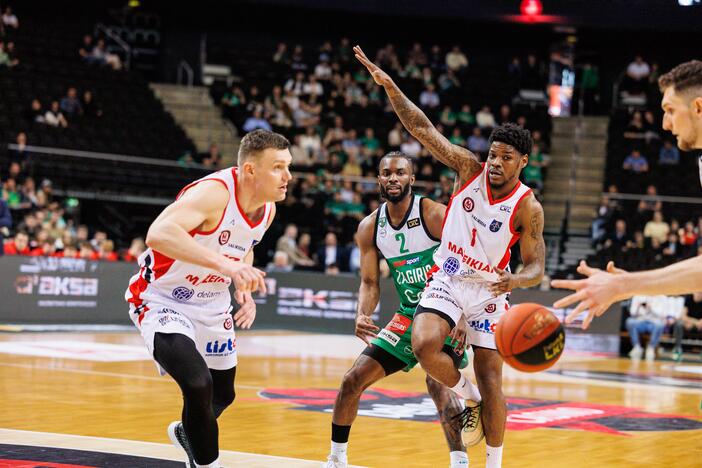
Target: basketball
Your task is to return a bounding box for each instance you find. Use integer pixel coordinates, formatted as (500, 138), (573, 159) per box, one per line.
(495, 303), (565, 372)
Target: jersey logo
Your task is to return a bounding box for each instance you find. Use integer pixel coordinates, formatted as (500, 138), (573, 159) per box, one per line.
(462, 198), (475, 212)
(219, 230), (231, 245)
(485, 303), (497, 313)
(499, 205), (512, 213)
(442, 257), (460, 276)
(378, 217), (387, 228)
(407, 218), (420, 229)
(489, 220), (503, 232)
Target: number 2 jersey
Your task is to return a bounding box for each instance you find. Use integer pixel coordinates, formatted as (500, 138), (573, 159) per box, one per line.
(432, 164), (532, 283)
(125, 167), (273, 321)
(374, 195), (439, 316)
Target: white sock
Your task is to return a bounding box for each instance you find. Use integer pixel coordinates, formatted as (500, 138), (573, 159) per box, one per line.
(450, 374), (482, 402)
(485, 445), (503, 468)
(331, 441), (348, 461)
(195, 457), (220, 468)
(449, 450), (469, 467)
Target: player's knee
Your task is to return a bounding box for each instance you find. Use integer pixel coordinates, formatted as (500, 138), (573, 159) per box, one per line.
(182, 372), (214, 402)
(340, 367), (367, 397)
(411, 332), (436, 362)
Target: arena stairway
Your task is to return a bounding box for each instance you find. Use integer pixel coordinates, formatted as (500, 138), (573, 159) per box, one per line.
(150, 83), (240, 166)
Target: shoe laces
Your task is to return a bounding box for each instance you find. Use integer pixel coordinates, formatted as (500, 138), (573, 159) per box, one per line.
(452, 403), (480, 431)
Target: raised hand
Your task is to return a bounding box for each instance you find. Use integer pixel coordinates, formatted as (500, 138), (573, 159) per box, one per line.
(353, 45), (394, 88)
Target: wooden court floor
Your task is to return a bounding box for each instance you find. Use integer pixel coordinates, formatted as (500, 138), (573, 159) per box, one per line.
(0, 330), (700, 467)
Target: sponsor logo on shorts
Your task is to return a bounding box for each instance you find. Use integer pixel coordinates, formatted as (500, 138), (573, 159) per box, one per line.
(489, 220), (503, 232)
(484, 303), (497, 313)
(157, 312), (192, 329)
(407, 218), (420, 229)
(462, 197), (474, 212)
(403, 345), (414, 356)
(223, 317), (233, 330)
(387, 314), (411, 335)
(378, 329), (400, 346)
(442, 257), (460, 276)
(424, 291), (461, 308)
(205, 338), (236, 357)
(219, 230), (231, 245)
(469, 318), (497, 334)
(171, 286), (194, 302)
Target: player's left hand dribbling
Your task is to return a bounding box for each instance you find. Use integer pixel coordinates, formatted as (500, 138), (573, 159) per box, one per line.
(488, 267), (515, 296)
(449, 318), (468, 354)
(233, 291), (257, 329)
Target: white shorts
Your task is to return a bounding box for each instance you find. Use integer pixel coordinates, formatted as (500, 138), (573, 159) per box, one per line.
(417, 271), (509, 349)
(129, 302), (237, 375)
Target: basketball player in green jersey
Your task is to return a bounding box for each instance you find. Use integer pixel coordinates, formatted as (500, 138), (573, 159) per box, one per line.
(323, 152), (483, 468)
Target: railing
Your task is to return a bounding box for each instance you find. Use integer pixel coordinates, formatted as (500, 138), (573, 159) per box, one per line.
(177, 60), (194, 87)
(95, 23), (132, 70)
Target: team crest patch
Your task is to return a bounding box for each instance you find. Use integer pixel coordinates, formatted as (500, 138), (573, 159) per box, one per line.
(378, 217), (387, 228)
(462, 198), (474, 212)
(219, 230), (231, 245)
(485, 303), (497, 313)
(407, 218), (420, 229)
(489, 220), (503, 232)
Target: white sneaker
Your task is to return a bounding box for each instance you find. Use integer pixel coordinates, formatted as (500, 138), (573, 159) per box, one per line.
(645, 346), (656, 361)
(454, 399), (484, 447)
(321, 454), (348, 468)
(629, 345), (643, 360)
(167, 421), (195, 468)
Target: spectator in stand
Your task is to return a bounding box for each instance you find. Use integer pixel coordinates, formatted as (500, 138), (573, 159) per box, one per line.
(275, 224), (315, 268)
(60, 87), (83, 117)
(31, 238), (56, 257)
(97, 239), (119, 261)
(400, 136), (421, 158)
(0, 198), (12, 256)
(625, 55), (651, 94)
(591, 196), (616, 246)
(8, 131), (30, 167)
(387, 122), (403, 149)
(658, 140), (680, 165)
(315, 231), (349, 272)
(445, 45), (468, 75)
(466, 126), (489, 154)
(61, 243), (78, 259)
(78, 241), (96, 260)
(456, 104), (475, 127)
(448, 128), (465, 146)
(522, 157), (544, 194)
(78, 35), (96, 64)
(605, 219), (632, 251)
(266, 251), (293, 273)
(637, 184), (662, 219)
(623, 111), (645, 141)
(626, 296), (665, 360)
(0, 41), (17, 67)
(272, 43), (289, 67)
(622, 149), (649, 174)
(303, 74), (324, 97)
(16, 212), (39, 239)
(315, 56), (333, 81)
(91, 39), (122, 70)
(4, 231), (30, 255)
(678, 221), (698, 247)
(200, 143), (222, 168)
(476, 105), (496, 129)
(644, 211), (670, 244)
(285, 72), (306, 96)
(122, 237), (146, 262)
(242, 108), (272, 133)
(44, 101), (68, 128)
(419, 83), (440, 110)
(521, 54), (545, 89)
(81, 90), (102, 118)
(1, 6), (18, 30)
(662, 232), (681, 258)
(27, 99), (45, 124)
(672, 292), (702, 360)
(290, 44), (307, 72)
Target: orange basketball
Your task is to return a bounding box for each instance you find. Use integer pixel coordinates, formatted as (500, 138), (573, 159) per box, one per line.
(495, 303), (565, 372)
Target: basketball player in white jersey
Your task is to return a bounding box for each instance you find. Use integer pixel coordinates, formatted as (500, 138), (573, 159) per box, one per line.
(323, 152), (483, 468)
(354, 46), (546, 468)
(125, 129), (292, 468)
(551, 60), (702, 328)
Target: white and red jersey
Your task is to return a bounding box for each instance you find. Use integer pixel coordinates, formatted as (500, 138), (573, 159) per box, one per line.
(432, 164), (532, 283)
(125, 167), (273, 320)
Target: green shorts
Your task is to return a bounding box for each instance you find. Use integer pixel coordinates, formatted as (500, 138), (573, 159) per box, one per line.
(370, 311), (470, 372)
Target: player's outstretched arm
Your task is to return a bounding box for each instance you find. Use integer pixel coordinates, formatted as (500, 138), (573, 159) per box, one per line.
(145, 180), (266, 293)
(353, 45), (481, 185)
(354, 213), (381, 345)
(489, 195), (545, 296)
(552, 255), (702, 329)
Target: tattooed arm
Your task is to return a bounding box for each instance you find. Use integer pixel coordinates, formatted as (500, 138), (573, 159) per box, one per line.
(487, 194), (545, 295)
(354, 45), (482, 186)
(513, 195), (546, 288)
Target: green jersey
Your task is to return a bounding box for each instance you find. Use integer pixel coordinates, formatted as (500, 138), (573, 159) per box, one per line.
(374, 195), (440, 315)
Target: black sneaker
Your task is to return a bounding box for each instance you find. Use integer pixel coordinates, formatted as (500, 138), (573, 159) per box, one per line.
(167, 421), (196, 467)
